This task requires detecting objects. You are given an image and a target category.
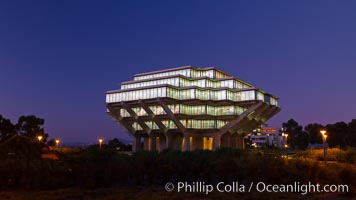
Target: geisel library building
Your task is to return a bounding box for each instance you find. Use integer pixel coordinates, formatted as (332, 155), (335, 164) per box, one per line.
(106, 66), (280, 152)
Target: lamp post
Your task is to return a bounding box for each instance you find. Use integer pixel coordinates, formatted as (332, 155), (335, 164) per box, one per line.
(55, 139), (60, 148)
(320, 130), (327, 165)
(37, 135), (43, 142)
(284, 134), (288, 159)
(98, 138), (103, 150)
(281, 132), (284, 148)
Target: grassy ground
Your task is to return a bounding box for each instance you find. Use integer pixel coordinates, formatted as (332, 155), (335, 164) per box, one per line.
(1, 148), (354, 199)
(0, 186), (354, 200)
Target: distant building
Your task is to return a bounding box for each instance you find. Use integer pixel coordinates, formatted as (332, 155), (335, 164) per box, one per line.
(0, 134), (58, 160)
(106, 66), (280, 152)
(245, 125), (287, 148)
(0, 134), (41, 160)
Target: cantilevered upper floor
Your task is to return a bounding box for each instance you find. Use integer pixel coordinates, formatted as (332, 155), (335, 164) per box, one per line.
(106, 66), (281, 151)
(132, 65), (231, 81)
(106, 65), (278, 107)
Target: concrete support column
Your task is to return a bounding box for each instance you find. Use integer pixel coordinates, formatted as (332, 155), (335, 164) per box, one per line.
(166, 134), (171, 149)
(144, 137), (149, 151)
(226, 134), (231, 148)
(236, 135), (245, 149)
(213, 134), (221, 150)
(150, 136), (156, 151)
(133, 136), (141, 152)
(230, 135), (237, 148)
(160, 135), (167, 151)
(183, 134), (190, 151)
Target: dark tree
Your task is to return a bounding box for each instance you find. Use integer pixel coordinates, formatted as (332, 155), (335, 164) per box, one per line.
(108, 138), (131, 151)
(348, 119), (356, 147)
(326, 122), (349, 148)
(47, 138), (56, 147)
(305, 123), (324, 144)
(16, 115), (49, 142)
(0, 115), (16, 141)
(282, 119), (308, 149)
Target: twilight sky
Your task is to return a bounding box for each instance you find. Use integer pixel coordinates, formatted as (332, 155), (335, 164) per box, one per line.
(1, 0), (355, 143)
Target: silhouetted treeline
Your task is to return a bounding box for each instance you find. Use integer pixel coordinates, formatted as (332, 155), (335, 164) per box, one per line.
(1, 148), (355, 191)
(283, 119), (356, 149)
(0, 115), (49, 142)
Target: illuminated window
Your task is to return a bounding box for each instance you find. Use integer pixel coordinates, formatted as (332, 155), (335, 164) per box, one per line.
(120, 109), (130, 117)
(203, 137), (213, 150)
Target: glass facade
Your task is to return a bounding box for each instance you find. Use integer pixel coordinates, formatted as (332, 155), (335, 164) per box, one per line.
(106, 86), (271, 103)
(190, 69), (214, 78)
(132, 122), (143, 131)
(106, 87), (167, 102)
(132, 107), (148, 116)
(241, 90), (255, 101)
(119, 104), (246, 118)
(162, 119), (229, 129)
(134, 69), (191, 81)
(257, 91), (264, 101)
(133, 67), (232, 81)
(179, 104), (206, 115)
(145, 121), (159, 130)
(121, 77), (180, 89)
(120, 109), (130, 117)
(148, 105), (166, 115)
(161, 120), (178, 129)
(203, 137), (213, 150)
(270, 97), (278, 106)
(206, 105), (245, 116)
(132, 119), (229, 130)
(122, 76), (251, 90)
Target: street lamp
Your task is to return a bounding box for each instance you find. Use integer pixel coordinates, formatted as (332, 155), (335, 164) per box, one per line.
(281, 132), (284, 148)
(284, 134), (288, 158)
(252, 142), (257, 148)
(55, 139), (60, 148)
(98, 138), (103, 150)
(37, 135), (43, 142)
(320, 130), (326, 136)
(320, 130), (327, 165)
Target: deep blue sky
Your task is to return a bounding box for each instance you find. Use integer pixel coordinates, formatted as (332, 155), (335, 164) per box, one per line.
(1, 1), (355, 143)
